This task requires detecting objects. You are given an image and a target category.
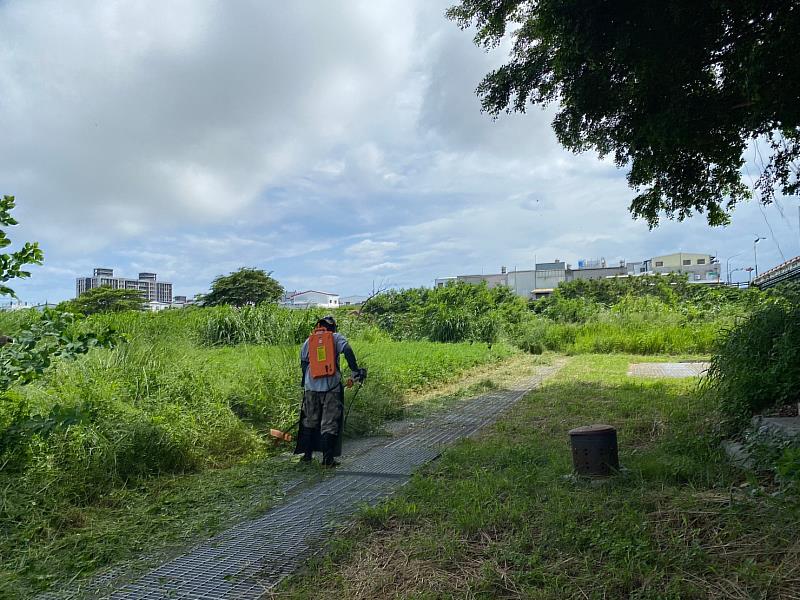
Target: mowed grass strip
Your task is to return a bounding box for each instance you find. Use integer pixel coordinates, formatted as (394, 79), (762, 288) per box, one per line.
(278, 355), (800, 600)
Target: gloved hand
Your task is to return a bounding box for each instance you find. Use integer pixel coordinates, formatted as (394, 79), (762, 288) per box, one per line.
(353, 368), (367, 384)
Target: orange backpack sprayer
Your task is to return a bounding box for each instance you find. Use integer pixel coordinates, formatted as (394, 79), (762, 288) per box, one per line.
(308, 326), (336, 379)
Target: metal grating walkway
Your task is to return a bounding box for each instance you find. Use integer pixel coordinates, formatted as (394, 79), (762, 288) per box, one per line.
(627, 362), (710, 378)
(48, 364), (561, 600)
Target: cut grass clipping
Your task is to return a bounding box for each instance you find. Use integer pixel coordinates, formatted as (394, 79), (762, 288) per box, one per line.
(279, 355), (800, 600)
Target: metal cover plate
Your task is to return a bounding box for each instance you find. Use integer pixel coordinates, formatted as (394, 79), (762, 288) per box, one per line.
(627, 362), (709, 378)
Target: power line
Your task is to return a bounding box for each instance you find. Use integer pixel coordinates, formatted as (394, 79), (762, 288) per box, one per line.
(745, 151), (786, 262)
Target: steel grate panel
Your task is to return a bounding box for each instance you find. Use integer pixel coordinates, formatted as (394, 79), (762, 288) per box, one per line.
(108, 475), (401, 599)
(627, 362), (709, 378)
(45, 365), (562, 600)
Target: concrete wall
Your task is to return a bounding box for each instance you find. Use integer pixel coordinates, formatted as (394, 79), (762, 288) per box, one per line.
(456, 274), (508, 288)
(567, 266), (626, 281)
(506, 271), (534, 296)
(652, 253), (713, 272)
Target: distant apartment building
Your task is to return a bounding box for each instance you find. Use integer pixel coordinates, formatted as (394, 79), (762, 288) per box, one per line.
(0, 301), (58, 312)
(648, 253), (721, 282)
(76, 268), (173, 304)
(437, 252), (720, 299)
(281, 290), (340, 309)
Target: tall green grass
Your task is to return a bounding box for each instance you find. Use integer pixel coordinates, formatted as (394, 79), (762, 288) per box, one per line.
(361, 280), (754, 356)
(508, 314), (720, 355)
(0, 304), (513, 593)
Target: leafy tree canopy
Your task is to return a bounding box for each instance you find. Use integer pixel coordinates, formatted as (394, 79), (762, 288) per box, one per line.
(447, 1), (800, 226)
(202, 268), (284, 308)
(0, 195), (43, 296)
(67, 286), (146, 315)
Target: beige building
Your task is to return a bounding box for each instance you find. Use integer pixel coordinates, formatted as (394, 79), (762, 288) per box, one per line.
(649, 253), (720, 282)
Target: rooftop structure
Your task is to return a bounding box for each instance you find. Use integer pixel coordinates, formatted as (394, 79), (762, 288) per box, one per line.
(339, 295), (368, 306)
(648, 252), (721, 283)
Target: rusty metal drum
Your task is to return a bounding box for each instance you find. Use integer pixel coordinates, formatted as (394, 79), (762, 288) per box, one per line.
(569, 424), (619, 476)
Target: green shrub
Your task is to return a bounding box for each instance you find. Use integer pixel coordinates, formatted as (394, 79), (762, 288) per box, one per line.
(363, 282), (528, 343)
(539, 295), (601, 323)
(705, 287), (800, 425)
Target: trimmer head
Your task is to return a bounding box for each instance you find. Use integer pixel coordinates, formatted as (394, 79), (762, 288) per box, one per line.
(269, 428), (293, 443)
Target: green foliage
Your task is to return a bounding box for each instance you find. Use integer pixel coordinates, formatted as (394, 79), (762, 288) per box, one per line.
(507, 312), (720, 356)
(199, 304), (323, 346)
(202, 267), (284, 307)
(0, 310), (117, 392)
(363, 282), (527, 343)
(447, 1), (800, 226)
(776, 447), (800, 492)
(537, 273), (687, 308)
(704, 283), (800, 426)
(64, 286), (146, 314)
(538, 295), (601, 323)
(0, 195), (43, 297)
(362, 277), (755, 356)
(197, 304), (388, 347)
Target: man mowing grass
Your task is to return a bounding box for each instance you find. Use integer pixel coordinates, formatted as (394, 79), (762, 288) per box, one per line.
(295, 315), (366, 467)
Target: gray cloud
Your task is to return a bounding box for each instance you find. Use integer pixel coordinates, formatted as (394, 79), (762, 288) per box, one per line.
(1, 0), (798, 303)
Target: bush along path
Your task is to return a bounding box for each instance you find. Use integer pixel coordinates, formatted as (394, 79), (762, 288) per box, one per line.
(43, 360), (563, 600)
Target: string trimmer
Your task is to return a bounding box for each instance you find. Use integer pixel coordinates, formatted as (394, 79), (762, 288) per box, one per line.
(269, 370), (367, 444)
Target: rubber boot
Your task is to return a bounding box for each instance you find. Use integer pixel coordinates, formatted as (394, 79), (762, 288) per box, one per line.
(321, 433), (339, 468)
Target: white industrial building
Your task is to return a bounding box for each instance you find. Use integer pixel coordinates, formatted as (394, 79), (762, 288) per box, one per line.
(281, 290), (340, 309)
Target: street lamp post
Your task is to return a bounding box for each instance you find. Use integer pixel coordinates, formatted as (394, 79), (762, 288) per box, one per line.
(753, 236), (766, 277)
(726, 251), (746, 284)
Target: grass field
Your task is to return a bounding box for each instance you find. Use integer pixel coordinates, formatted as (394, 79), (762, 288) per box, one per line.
(0, 284), (786, 597)
(279, 355), (800, 599)
(0, 306), (517, 598)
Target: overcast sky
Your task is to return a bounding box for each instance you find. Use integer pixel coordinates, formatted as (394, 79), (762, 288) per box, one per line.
(1, 0), (798, 303)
